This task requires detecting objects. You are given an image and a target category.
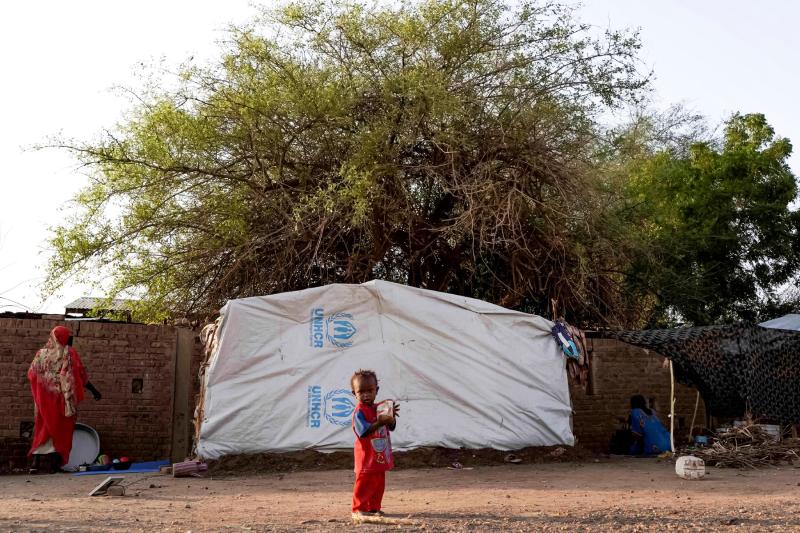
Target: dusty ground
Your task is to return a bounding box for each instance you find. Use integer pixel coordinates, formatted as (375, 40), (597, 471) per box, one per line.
(206, 445), (592, 474)
(1, 458), (799, 532)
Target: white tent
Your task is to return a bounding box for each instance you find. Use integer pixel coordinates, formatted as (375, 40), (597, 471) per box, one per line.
(196, 280), (574, 459)
(759, 313), (800, 332)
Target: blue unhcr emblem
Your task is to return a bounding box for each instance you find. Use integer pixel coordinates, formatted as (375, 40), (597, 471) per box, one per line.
(323, 389), (356, 426)
(326, 312), (357, 348)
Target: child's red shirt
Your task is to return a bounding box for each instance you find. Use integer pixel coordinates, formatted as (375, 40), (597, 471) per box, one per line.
(352, 402), (393, 473)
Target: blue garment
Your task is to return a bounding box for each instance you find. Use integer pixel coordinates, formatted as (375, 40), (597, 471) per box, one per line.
(628, 408), (671, 456)
(551, 321), (580, 359)
(353, 409), (372, 438)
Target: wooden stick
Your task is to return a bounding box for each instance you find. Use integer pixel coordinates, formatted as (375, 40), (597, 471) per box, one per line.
(669, 359), (676, 453)
(688, 390), (700, 440)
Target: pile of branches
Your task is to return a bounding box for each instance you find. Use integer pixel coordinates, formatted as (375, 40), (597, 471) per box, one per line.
(691, 425), (800, 469)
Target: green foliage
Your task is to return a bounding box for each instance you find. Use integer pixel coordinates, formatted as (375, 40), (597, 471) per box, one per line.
(47, 0), (651, 324)
(620, 113), (800, 325)
(45, 2), (800, 327)
(48, 0), (800, 327)
(44, 2), (800, 327)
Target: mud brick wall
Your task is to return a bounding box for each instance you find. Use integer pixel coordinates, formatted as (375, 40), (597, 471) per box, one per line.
(570, 338), (706, 452)
(0, 318), (185, 471)
(2, 316), (708, 470)
(75, 321), (179, 460)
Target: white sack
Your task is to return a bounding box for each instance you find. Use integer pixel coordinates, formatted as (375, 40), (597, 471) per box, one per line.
(197, 280), (573, 459)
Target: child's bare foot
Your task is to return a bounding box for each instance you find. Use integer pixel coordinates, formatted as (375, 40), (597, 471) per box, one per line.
(352, 511), (373, 522)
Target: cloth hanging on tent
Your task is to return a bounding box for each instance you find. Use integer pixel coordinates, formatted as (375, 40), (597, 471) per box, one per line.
(551, 321), (580, 359)
(563, 323), (590, 389)
(602, 324), (800, 424)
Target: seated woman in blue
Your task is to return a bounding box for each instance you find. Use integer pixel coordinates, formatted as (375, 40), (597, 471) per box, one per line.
(628, 395), (671, 456)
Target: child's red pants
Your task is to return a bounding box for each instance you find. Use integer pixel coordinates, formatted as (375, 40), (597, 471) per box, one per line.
(352, 471), (385, 512)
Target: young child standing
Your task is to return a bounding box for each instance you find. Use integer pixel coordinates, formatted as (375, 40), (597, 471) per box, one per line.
(350, 369), (399, 520)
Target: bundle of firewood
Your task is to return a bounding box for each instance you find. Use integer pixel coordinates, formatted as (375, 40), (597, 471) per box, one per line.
(691, 425), (800, 469)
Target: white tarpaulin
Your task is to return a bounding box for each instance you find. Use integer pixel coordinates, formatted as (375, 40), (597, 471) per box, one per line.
(196, 280), (574, 459)
(760, 313), (800, 331)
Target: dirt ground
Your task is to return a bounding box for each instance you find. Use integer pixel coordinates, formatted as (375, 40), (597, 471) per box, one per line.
(2, 458), (799, 532)
(205, 445), (593, 475)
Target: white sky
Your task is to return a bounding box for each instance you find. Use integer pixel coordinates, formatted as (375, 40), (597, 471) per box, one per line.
(1, 1), (798, 313)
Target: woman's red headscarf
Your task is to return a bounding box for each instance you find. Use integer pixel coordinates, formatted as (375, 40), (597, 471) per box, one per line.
(28, 326), (85, 418)
(52, 325), (70, 347)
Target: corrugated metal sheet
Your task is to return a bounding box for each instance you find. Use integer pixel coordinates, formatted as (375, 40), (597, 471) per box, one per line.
(64, 297), (134, 312)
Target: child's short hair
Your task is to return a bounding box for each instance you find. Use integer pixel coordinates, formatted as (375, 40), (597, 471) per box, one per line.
(351, 369), (378, 390)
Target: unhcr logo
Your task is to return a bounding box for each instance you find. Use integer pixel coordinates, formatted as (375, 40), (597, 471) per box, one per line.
(323, 389), (356, 426)
(307, 385), (322, 427)
(307, 386), (355, 428)
(309, 308), (358, 348)
(310, 309), (325, 348)
(326, 312), (357, 348)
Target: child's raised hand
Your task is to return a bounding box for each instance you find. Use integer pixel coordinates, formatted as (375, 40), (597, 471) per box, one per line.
(392, 403), (400, 417)
(377, 414), (394, 426)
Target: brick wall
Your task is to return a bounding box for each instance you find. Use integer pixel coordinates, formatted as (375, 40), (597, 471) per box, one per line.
(571, 338), (706, 452)
(0, 318), (193, 471)
(2, 317), (705, 470)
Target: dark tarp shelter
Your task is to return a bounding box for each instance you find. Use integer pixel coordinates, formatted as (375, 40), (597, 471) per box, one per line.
(602, 324), (800, 424)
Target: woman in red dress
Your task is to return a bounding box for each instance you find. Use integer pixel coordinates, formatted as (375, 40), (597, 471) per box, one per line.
(28, 325), (101, 473)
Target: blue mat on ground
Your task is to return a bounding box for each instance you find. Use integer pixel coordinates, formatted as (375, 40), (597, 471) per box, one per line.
(72, 460), (171, 475)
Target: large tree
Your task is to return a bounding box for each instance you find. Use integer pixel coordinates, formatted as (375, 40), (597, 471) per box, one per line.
(47, 0), (649, 323)
(617, 112), (800, 326)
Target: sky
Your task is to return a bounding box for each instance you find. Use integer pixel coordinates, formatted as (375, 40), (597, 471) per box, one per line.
(1, 1), (798, 314)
